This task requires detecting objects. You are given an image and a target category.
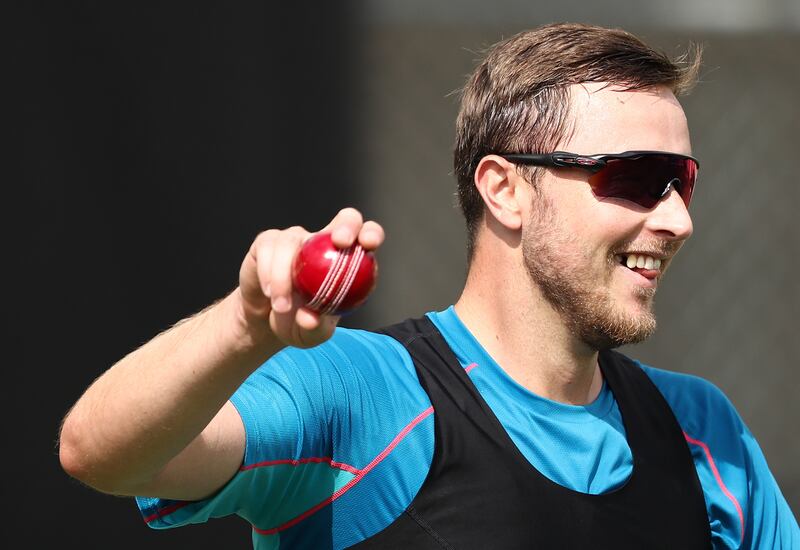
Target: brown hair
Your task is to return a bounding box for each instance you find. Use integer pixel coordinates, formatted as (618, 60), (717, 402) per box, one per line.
(454, 23), (702, 259)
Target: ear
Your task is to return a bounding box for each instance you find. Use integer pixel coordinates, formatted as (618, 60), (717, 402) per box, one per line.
(474, 155), (525, 231)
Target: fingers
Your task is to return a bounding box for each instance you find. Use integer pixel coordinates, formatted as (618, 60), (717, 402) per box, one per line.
(269, 305), (339, 349)
(239, 230), (276, 311)
(321, 208), (385, 251)
(358, 220), (385, 251)
(239, 207), (383, 349)
(321, 207), (363, 249)
(253, 230), (279, 298)
(268, 226), (307, 314)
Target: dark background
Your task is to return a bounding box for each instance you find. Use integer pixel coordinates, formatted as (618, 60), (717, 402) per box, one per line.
(9, 2), (797, 547)
(11, 2), (360, 547)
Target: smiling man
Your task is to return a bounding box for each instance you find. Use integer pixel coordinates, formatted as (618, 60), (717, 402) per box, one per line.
(60, 23), (799, 549)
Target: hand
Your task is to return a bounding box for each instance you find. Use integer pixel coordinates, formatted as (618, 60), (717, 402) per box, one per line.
(237, 208), (384, 349)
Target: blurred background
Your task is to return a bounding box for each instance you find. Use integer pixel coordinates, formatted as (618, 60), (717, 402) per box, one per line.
(10, 0), (798, 547)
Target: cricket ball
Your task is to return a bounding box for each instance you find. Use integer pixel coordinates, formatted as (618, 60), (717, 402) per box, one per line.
(292, 232), (378, 315)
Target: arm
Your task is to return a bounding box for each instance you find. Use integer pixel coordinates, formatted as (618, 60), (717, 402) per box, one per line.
(642, 365), (799, 548)
(58, 208), (384, 501)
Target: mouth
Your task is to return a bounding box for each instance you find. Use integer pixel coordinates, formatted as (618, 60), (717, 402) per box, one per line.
(614, 253), (665, 282)
(616, 253), (662, 270)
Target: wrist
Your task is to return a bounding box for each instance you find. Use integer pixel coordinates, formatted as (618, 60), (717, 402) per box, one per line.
(217, 288), (283, 360)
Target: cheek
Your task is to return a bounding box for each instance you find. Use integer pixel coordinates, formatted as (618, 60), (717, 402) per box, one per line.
(554, 193), (604, 239)
(562, 201), (641, 261)
(538, 180), (642, 255)
(594, 206), (638, 236)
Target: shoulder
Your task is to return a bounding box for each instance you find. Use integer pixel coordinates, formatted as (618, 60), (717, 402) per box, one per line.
(634, 362), (748, 545)
(232, 325), (435, 545)
(634, 361), (800, 547)
(141, 324), (436, 540)
(261, 326), (414, 375)
(306, 325), (420, 378)
(232, 327), (427, 447)
(232, 325), (433, 472)
(238, 327), (420, 408)
(635, 361), (743, 437)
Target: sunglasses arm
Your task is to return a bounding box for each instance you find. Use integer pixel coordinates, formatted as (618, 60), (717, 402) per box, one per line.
(549, 152), (607, 173)
(500, 152), (607, 173)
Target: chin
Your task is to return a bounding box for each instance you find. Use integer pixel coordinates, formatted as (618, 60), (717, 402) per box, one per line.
(581, 321), (656, 351)
(576, 297), (658, 351)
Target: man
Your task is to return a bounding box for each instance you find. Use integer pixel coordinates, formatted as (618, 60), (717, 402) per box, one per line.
(59, 23), (798, 548)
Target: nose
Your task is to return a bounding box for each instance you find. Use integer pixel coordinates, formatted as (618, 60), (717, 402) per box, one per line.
(644, 186), (694, 241)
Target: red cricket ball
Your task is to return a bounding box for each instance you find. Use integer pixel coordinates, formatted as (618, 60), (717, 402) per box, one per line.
(292, 232), (378, 315)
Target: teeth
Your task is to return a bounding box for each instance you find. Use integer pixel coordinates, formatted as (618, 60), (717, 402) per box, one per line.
(622, 254), (662, 271)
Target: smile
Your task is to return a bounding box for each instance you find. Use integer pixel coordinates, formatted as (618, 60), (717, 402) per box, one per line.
(616, 254), (662, 271)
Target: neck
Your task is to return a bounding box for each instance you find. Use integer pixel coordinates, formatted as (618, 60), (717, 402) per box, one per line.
(455, 230), (602, 405)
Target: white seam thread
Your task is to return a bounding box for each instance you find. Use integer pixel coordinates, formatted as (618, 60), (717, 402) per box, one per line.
(308, 248), (344, 309)
(323, 245), (364, 314)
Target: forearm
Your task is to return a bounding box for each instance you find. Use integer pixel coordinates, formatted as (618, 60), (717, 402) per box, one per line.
(59, 210), (383, 498)
(59, 288), (281, 494)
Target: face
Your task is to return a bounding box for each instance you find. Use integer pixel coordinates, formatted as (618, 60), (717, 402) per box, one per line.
(521, 83), (694, 350)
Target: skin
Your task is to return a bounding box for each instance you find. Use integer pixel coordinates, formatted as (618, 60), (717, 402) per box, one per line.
(59, 210), (384, 501)
(58, 82), (692, 505)
(456, 82), (693, 405)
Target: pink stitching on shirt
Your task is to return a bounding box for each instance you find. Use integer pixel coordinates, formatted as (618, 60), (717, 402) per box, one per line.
(683, 431), (745, 544)
(143, 500), (191, 524)
(252, 405), (435, 535)
(464, 362), (479, 374)
(144, 459), (361, 524)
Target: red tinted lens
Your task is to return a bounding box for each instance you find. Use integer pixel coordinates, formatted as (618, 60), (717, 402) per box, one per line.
(588, 155), (697, 208)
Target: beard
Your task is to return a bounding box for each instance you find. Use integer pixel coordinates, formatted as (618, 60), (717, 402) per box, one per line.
(522, 196), (657, 351)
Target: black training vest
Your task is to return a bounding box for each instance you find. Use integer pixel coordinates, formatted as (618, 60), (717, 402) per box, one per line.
(352, 316), (711, 549)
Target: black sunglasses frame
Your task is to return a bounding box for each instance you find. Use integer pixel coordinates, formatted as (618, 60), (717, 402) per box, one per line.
(498, 150), (700, 172)
(498, 150), (699, 208)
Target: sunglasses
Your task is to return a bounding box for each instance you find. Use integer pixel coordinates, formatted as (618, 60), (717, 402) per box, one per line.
(499, 150), (699, 209)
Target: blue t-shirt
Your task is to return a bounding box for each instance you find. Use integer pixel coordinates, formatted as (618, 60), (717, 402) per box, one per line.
(137, 307), (799, 549)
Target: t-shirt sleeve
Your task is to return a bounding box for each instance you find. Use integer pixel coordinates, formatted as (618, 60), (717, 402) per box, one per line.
(136, 336), (354, 530)
(642, 364), (800, 549)
(135, 327), (432, 540)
